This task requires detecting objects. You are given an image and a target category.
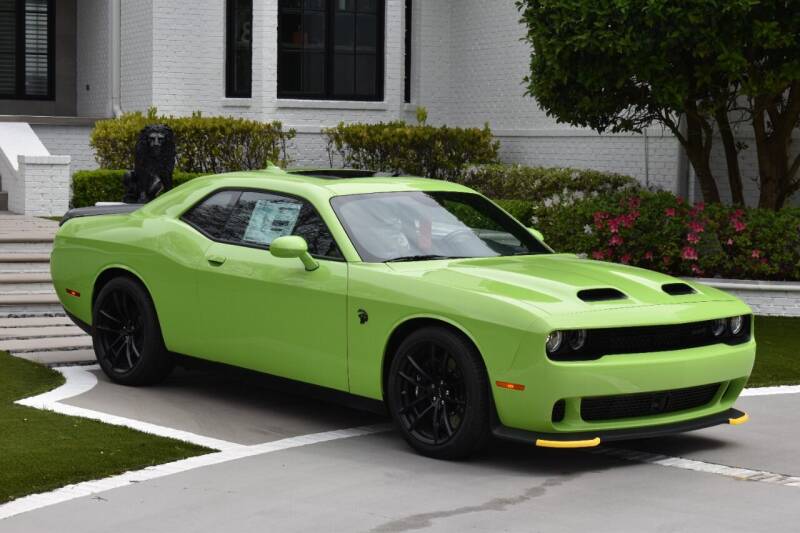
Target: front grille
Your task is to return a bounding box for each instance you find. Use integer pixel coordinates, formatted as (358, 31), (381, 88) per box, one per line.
(581, 383), (721, 422)
(551, 400), (566, 423)
(548, 316), (751, 361)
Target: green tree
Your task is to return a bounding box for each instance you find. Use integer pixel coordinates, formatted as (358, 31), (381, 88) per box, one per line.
(743, 1), (800, 208)
(516, 0), (800, 209)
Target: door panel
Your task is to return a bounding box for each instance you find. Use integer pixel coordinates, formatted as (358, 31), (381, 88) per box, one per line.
(194, 241), (349, 391)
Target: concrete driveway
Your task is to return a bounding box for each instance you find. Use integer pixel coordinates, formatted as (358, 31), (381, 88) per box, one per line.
(1, 362), (798, 533)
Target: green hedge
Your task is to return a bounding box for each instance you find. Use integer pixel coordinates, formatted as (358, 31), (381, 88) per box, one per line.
(71, 170), (207, 208)
(91, 109), (296, 172)
(530, 190), (800, 281)
(456, 164), (640, 205)
(323, 121), (499, 181)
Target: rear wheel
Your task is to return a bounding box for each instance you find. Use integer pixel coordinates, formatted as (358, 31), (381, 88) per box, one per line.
(92, 276), (173, 386)
(387, 326), (490, 459)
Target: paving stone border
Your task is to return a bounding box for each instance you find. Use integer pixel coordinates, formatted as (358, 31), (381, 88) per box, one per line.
(690, 278), (800, 317)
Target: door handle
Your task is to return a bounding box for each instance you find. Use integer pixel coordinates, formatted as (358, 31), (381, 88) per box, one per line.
(206, 254), (227, 266)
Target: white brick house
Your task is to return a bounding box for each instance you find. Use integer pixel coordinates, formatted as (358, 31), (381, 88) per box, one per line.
(0, 0), (770, 215)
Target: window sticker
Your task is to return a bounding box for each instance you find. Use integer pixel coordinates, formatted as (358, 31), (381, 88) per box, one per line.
(243, 199), (302, 246)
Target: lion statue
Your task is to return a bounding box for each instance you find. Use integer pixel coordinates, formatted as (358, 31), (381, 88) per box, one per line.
(122, 124), (176, 203)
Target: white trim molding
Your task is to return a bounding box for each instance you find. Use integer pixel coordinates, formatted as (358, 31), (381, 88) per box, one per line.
(275, 99), (389, 111)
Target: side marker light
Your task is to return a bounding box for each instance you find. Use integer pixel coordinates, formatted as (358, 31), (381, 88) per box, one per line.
(495, 381), (526, 391)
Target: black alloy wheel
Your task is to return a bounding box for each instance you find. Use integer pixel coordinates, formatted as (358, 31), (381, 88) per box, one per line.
(388, 327), (490, 459)
(92, 276), (173, 385)
(95, 288), (145, 374)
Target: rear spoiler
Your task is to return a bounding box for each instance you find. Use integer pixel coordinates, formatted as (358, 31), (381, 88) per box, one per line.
(60, 203), (143, 226)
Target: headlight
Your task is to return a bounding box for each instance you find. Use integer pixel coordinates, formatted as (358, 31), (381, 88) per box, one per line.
(546, 330), (587, 355)
(711, 319), (726, 337)
(545, 331), (563, 353)
(567, 330), (587, 350)
(729, 316), (745, 336)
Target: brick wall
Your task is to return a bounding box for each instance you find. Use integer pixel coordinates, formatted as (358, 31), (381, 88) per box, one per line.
(31, 125), (97, 172)
(148, 0), (407, 127)
(10, 156), (71, 216)
(76, 0), (112, 117)
(121, 1), (154, 112)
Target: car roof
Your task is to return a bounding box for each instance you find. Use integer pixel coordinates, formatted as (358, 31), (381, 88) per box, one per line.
(195, 166), (476, 197)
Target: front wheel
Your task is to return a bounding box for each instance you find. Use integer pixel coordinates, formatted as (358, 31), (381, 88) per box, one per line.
(387, 327), (490, 459)
(92, 276), (173, 386)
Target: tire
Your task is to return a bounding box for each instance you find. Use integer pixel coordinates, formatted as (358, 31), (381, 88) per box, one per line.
(92, 276), (173, 386)
(386, 326), (491, 459)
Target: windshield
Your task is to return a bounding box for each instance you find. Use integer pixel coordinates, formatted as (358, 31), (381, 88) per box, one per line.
(330, 191), (550, 262)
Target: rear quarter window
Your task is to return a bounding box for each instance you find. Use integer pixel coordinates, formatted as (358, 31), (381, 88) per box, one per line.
(181, 190), (240, 239)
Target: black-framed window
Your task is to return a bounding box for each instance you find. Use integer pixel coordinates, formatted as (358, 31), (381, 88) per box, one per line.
(226, 0), (253, 98)
(0, 0), (54, 100)
(278, 0), (384, 101)
(404, 0), (411, 103)
(182, 189), (343, 260)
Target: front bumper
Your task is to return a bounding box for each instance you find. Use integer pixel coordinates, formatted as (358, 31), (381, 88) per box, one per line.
(492, 337), (756, 435)
(493, 408), (749, 448)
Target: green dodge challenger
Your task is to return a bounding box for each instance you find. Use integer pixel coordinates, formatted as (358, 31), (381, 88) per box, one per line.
(52, 166), (755, 459)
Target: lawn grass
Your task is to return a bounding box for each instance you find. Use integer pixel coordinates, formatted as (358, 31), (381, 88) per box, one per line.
(749, 316), (800, 387)
(0, 351), (210, 504)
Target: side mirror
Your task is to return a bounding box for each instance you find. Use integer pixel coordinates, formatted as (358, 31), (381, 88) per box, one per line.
(270, 236), (319, 271)
(528, 227), (545, 242)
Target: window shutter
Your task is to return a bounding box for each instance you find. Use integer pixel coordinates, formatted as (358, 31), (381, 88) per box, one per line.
(23, 0), (50, 97)
(0, 0), (16, 97)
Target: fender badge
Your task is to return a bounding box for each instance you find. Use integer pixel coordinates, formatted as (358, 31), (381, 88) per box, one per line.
(357, 309), (369, 324)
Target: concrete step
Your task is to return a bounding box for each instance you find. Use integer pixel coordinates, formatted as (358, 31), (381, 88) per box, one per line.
(0, 273), (52, 293)
(0, 262), (51, 273)
(0, 278), (54, 292)
(0, 272), (52, 283)
(14, 349), (96, 366)
(0, 315), (72, 328)
(0, 253), (51, 263)
(0, 335), (92, 353)
(0, 293), (59, 305)
(0, 325), (84, 339)
(0, 272), (53, 291)
(0, 234), (54, 243)
(0, 293), (62, 317)
(0, 288), (56, 296)
(0, 241), (53, 254)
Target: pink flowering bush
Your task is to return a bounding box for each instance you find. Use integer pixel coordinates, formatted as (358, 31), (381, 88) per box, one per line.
(507, 190), (800, 281)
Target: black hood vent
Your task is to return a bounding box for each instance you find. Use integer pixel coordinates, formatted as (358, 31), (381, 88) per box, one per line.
(577, 288), (627, 302)
(662, 283), (696, 296)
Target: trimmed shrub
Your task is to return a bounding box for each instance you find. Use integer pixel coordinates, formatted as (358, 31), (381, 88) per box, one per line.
(456, 164), (640, 205)
(532, 190), (800, 281)
(91, 109), (296, 172)
(71, 170), (207, 208)
(494, 199), (538, 225)
(323, 121), (499, 181)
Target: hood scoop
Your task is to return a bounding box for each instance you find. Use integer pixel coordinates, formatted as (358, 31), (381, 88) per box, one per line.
(577, 288), (627, 302)
(662, 283), (696, 296)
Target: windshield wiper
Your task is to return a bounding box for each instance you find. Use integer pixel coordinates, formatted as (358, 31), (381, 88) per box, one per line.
(385, 254), (461, 263)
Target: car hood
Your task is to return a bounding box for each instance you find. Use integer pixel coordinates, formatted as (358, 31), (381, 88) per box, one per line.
(385, 253), (738, 317)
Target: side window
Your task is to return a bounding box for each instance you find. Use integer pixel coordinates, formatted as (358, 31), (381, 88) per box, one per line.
(181, 190), (240, 238)
(222, 191), (343, 259)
